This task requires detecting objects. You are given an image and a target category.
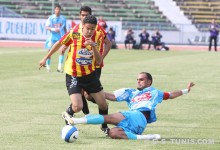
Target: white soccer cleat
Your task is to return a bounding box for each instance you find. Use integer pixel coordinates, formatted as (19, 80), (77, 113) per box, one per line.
(152, 134), (161, 140)
(137, 134), (161, 140)
(62, 112), (74, 125)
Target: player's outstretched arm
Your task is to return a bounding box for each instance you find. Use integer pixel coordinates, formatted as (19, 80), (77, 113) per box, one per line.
(39, 41), (62, 69)
(102, 37), (112, 58)
(105, 92), (116, 101)
(168, 82), (195, 99)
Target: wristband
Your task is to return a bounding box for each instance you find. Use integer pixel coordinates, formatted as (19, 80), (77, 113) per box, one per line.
(51, 28), (56, 31)
(181, 89), (188, 94)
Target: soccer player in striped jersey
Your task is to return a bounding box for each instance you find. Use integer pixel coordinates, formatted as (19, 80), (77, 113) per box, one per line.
(39, 15), (108, 131)
(61, 6), (111, 135)
(45, 4), (67, 72)
(62, 72), (195, 140)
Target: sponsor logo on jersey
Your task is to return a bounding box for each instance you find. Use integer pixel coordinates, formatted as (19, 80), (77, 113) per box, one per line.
(76, 48), (93, 65)
(72, 32), (80, 39)
(76, 58), (92, 65)
(132, 92), (152, 102)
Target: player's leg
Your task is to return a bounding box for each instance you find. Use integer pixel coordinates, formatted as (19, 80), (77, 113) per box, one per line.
(214, 36), (217, 51)
(109, 128), (160, 140)
(57, 45), (68, 72)
(62, 112), (124, 125)
(46, 55), (51, 72)
(90, 90), (108, 112)
(45, 39), (55, 72)
(85, 68), (109, 130)
(81, 92), (90, 115)
(65, 74), (83, 124)
(209, 36), (212, 51)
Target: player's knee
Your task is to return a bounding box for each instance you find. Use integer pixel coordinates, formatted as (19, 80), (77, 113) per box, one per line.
(98, 103), (108, 111)
(71, 104), (83, 113)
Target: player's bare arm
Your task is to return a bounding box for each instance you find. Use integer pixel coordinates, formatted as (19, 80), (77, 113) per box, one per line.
(104, 92), (116, 101)
(102, 37), (112, 58)
(168, 82), (195, 99)
(39, 41), (62, 69)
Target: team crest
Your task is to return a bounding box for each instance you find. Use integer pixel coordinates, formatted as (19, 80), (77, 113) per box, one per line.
(72, 32), (80, 39)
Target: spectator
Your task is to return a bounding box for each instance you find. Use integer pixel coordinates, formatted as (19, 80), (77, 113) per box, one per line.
(98, 16), (108, 31)
(124, 28), (136, 49)
(209, 19), (219, 52)
(139, 29), (151, 50)
(151, 30), (169, 51)
(107, 27), (117, 49)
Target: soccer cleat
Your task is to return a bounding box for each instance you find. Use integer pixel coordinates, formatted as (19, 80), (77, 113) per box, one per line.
(47, 69), (50, 72)
(147, 134), (161, 140)
(152, 134), (161, 140)
(101, 127), (110, 137)
(57, 69), (63, 73)
(62, 112), (74, 125)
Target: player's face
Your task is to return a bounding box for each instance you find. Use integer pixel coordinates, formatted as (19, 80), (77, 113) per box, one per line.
(82, 23), (96, 38)
(80, 11), (90, 23)
(54, 7), (60, 16)
(137, 74), (150, 90)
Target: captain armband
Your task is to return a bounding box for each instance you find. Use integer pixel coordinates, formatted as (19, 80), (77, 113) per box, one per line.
(181, 89), (189, 95)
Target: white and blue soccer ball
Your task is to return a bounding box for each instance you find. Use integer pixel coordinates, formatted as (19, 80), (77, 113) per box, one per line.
(61, 125), (79, 143)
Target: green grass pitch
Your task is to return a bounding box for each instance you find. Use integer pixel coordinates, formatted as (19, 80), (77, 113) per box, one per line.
(0, 47), (219, 150)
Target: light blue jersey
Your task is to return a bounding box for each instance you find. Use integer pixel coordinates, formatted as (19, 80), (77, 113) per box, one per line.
(45, 14), (66, 49)
(114, 87), (164, 123)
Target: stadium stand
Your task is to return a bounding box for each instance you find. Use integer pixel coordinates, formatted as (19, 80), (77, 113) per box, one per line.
(174, 0), (220, 31)
(0, 0), (177, 31)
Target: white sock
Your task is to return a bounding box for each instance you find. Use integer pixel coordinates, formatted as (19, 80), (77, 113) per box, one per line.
(58, 64), (62, 70)
(136, 134), (161, 140)
(72, 117), (87, 124)
(46, 65), (50, 70)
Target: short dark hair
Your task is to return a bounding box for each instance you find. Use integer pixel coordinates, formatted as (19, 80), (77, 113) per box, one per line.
(140, 72), (153, 85)
(80, 6), (92, 15)
(55, 4), (61, 9)
(83, 15), (97, 25)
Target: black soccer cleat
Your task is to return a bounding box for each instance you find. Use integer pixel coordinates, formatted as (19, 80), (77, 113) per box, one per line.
(64, 105), (74, 125)
(101, 127), (110, 137)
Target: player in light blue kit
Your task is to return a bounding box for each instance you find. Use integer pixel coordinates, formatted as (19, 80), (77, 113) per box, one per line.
(62, 72), (195, 140)
(45, 4), (66, 72)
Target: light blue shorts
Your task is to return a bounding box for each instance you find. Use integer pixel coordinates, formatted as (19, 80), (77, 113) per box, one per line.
(117, 110), (147, 135)
(45, 38), (58, 49)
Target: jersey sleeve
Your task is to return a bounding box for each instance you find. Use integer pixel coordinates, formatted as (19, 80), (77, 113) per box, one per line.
(97, 24), (107, 38)
(59, 30), (73, 46)
(156, 90), (165, 103)
(45, 17), (51, 27)
(113, 88), (131, 102)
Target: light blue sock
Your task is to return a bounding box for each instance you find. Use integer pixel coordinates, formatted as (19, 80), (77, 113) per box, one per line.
(59, 55), (64, 64)
(46, 58), (51, 65)
(86, 115), (104, 124)
(125, 132), (137, 140)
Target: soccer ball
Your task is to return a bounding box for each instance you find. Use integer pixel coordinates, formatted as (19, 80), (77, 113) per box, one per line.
(61, 125), (79, 143)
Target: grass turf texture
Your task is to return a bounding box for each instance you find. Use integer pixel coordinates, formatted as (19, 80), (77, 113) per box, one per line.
(0, 47), (219, 150)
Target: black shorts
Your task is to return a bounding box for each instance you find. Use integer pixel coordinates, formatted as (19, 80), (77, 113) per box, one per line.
(66, 72), (103, 95)
(95, 68), (102, 79)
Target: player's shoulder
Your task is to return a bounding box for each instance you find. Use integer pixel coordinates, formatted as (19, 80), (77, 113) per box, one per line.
(59, 15), (66, 20)
(48, 14), (56, 19)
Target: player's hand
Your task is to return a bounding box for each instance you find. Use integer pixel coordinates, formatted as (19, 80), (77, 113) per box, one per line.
(84, 38), (95, 47)
(187, 82), (195, 92)
(39, 58), (47, 70)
